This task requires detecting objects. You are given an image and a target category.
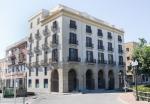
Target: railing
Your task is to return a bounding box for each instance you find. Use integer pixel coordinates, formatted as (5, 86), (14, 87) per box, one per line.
(118, 49), (123, 53)
(85, 59), (96, 64)
(108, 61), (116, 65)
(69, 40), (78, 45)
(98, 60), (107, 64)
(98, 45), (104, 50)
(86, 44), (94, 48)
(35, 33), (41, 40)
(43, 29), (50, 37)
(133, 90), (150, 102)
(42, 43), (49, 51)
(68, 57), (81, 62)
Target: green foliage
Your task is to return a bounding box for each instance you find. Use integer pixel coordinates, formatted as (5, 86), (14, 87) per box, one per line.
(133, 85), (150, 92)
(3, 88), (14, 98)
(132, 38), (150, 75)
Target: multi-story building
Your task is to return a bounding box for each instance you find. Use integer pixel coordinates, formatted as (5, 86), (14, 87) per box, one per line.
(0, 58), (7, 90)
(125, 42), (149, 84)
(27, 4), (125, 93)
(5, 37), (27, 89)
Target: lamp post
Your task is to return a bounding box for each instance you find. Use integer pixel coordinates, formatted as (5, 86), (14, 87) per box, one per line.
(131, 60), (139, 101)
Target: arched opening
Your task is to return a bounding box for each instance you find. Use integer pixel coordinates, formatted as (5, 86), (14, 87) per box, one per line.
(86, 69), (94, 90)
(98, 70), (105, 89)
(51, 70), (59, 92)
(108, 70), (115, 90)
(68, 69), (78, 92)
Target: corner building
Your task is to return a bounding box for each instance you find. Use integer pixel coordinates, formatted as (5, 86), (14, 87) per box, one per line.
(27, 5), (125, 93)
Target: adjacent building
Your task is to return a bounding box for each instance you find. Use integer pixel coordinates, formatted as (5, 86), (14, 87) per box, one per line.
(0, 58), (7, 90)
(27, 4), (125, 93)
(5, 38), (27, 89)
(125, 42), (149, 84)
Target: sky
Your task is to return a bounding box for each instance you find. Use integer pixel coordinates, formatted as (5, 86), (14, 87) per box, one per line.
(0, 0), (150, 58)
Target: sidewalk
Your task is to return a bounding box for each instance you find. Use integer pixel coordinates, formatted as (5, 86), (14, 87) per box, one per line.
(119, 92), (149, 104)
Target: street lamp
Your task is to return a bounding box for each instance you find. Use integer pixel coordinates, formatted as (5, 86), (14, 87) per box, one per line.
(131, 59), (139, 101)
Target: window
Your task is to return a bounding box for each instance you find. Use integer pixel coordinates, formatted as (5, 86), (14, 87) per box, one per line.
(97, 29), (103, 37)
(44, 79), (48, 88)
(119, 56), (123, 65)
(108, 54), (113, 63)
(69, 33), (77, 44)
(36, 54), (39, 63)
(118, 45), (123, 53)
(127, 57), (130, 60)
(98, 52), (104, 61)
(70, 20), (77, 29)
(118, 35), (122, 42)
(52, 21), (58, 29)
(37, 18), (40, 25)
(44, 67), (47, 76)
(86, 37), (93, 47)
(108, 42), (113, 51)
(44, 51), (48, 63)
(86, 25), (92, 33)
(29, 69), (31, 76)
(126, 48), (129, 52)
(30, 22), (33, 29)
(69, 48), (78, 61)
(86, 51), (93, 61)
(35, 79), (39, 88)
(52, 49), (58, 62)
(36, 68), (38, 76)
(28, 79), (32, 88)
(107, 32), (112, 39)
(52, 34), (58, 44)
(98, 40), (104, 49)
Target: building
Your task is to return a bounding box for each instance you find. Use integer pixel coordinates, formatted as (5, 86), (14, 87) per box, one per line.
(5, 37), (27, 89)
(27, 4), (125, 93)
(0, 58), (7, 90)
(125, 42), (149, 84)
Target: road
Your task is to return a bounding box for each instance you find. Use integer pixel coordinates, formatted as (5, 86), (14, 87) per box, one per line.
(28, 91), (124, 104)
(0, 91), (125, 104)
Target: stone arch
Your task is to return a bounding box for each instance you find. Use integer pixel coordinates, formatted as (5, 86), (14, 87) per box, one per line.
(108, 70), (115, 90)
(51, 69), (59, 92)
(68, 69), (78, 92)
(98, 70), (105, 89)
(86, 69), (94, 90)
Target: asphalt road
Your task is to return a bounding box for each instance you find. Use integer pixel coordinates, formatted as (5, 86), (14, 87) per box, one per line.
(0, 91), (124, 104)
(29, 91), (124, 104)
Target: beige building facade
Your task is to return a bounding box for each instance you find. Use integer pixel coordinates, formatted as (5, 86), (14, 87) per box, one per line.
(27, 5), (125, 93)
(0, 58), (7, 90)
(125, 42), (149, 84)
(5, 38), (27, 89)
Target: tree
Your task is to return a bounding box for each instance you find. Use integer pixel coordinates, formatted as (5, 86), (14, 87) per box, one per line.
(132, 38), (150, 75)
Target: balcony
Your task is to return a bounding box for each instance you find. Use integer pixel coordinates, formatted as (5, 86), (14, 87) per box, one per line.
(108, 61), (116, 65)
(98, 45), (104, 50)
(86, 44), (94, 48)
(108, 47), (114, 52)
(69, 40), (78, 45)
(118, 62), (126, 66)
(68, 57), (81, 62)
(43, 29), (50, 37)
(98, 60), (107, 64)
(31, 61), (40, 67)
(28, 36), (33, 43)
(42, 43), (49, 51)
(118, 49), (123, 54)
(85, 59), (96, 64)
(50, 40), (58, 47)
(35, 33), (41, 40)
(34, 47), (41, 54)
(52, 58), (58, 63)
(40, 60), (48, 66)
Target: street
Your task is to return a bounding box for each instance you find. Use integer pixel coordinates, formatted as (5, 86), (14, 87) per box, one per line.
(26, 91), (124, 104)
(0, 91), (124, 104)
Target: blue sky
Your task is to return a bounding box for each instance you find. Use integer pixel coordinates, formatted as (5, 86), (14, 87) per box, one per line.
(0, 0), (150, 58)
